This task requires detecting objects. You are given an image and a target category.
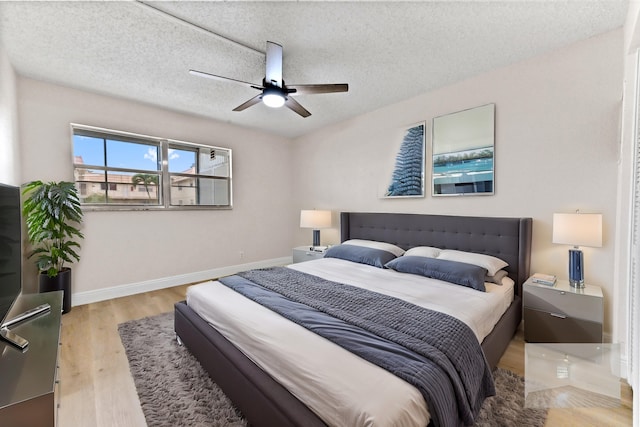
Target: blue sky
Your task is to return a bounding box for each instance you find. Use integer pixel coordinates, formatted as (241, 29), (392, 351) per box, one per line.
(73, 135), (195, 172)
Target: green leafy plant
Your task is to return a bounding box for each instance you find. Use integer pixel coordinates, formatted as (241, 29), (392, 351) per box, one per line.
(22, 181), (84, 277)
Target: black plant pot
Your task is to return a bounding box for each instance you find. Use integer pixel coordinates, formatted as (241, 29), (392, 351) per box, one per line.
(39, 268), (72, 314)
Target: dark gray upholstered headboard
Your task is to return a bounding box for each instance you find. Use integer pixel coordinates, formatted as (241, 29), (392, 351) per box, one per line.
(340, 212), (532, 296)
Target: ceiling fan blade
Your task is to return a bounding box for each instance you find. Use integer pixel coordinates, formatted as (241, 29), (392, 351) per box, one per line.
(288, 83), (349, 95)
(233, 94), (263, 112)
(265, 41), (283, 88)
(189, 69), (260, 89)
(284, 96), (311, 118)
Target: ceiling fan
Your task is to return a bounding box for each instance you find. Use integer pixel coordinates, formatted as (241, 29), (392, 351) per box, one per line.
(189, 41), (349, 118)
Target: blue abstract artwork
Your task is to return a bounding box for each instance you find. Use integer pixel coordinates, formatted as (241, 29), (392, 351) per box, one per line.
(386, 123), (425, 197)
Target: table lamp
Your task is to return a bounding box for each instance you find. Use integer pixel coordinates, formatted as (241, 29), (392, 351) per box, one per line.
(300, 210), (332, 247)
(552, 212), (602, 288)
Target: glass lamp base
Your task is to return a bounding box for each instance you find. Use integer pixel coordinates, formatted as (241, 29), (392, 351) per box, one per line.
(568, 248), (585, 289)
(569, 279), (585, 289)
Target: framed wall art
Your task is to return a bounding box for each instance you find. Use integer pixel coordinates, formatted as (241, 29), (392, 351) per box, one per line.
(432, 103), (495, 196)
(384, 122), (426, 198)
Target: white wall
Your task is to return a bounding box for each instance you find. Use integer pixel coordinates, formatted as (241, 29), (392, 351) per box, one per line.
(292, 30), (623, 336)
(0, 43), (19, 185)
(17, 77), (295, 297)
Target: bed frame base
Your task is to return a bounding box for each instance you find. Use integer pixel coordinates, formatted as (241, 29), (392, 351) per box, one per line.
(175, 301), (328, 427)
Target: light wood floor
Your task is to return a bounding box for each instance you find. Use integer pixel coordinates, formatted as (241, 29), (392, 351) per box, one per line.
(58, 285), (633, 427)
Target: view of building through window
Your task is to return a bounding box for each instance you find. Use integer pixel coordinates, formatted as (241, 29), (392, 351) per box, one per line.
(168, 143), (230, 206)
(72, 125), (232, 209)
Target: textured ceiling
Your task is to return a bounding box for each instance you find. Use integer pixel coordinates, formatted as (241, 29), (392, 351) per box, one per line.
(0, 1), (629, 139)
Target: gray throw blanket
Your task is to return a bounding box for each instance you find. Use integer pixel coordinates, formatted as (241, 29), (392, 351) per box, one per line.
(219, 267), (494, 427)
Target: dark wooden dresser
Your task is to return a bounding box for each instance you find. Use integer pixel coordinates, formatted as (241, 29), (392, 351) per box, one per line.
(0, 291), (63, 427)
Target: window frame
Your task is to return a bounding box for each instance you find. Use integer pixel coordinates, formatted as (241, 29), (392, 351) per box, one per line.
(71, 124), (233, 211)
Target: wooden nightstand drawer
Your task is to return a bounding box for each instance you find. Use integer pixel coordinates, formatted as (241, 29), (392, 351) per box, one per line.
(524, 282), (603, 323)
(524, 307), (602, 343)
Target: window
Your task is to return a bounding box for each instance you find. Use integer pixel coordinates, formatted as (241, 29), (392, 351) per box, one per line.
(168, 143), (231, 207)
(72, 124), (232, 209)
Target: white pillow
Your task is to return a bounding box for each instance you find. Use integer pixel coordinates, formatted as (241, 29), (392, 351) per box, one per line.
(343, 239), (405, 257)
(501, 276), (515, 287)
(404, 246), (442, 259)
(485, 270), (508, 285)
(437, 249), (508, 276)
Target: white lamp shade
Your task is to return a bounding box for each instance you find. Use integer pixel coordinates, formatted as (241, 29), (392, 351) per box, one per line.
(552, 213), (602, 247)
(300, 210), (332, 229)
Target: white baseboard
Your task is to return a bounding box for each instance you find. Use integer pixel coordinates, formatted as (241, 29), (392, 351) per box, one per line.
(603, 332), (629, 380)
(620, 355), (628, 380)
(72, 256), (293, 307)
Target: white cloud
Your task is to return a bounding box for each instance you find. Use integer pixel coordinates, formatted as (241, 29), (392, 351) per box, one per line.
(143, 147), (179, 165)
(144, 147), (157, 163)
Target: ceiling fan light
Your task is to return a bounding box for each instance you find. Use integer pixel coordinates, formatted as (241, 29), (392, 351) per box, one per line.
(262, 93), (285, 108)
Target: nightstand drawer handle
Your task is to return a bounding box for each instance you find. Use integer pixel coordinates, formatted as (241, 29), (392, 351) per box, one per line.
(550, 312), (567, 319)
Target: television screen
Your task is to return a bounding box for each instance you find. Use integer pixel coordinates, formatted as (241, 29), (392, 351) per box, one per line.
(0, 183), (21, 326)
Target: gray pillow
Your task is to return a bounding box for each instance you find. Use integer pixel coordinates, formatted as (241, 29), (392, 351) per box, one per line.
(324, 244), (398, 268)
(385, 256), (488, 291)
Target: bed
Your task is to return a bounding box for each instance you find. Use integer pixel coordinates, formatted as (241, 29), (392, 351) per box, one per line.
(174, 212), (532, 427)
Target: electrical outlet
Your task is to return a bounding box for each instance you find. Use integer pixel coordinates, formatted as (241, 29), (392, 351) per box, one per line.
(239, 250), (245, 260)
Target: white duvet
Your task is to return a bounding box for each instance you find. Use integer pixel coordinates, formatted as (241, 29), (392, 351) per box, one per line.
(186, 258), (514, 427)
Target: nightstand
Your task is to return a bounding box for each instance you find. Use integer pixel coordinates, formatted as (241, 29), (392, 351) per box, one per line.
(292, 246), (326, 263)
(523, 278), (603, 343)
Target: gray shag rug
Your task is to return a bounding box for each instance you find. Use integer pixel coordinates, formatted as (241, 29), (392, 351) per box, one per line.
(118, 312), (547, 427)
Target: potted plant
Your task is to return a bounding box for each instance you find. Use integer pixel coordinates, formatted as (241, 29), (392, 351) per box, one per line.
(22, 181), (84, 313)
